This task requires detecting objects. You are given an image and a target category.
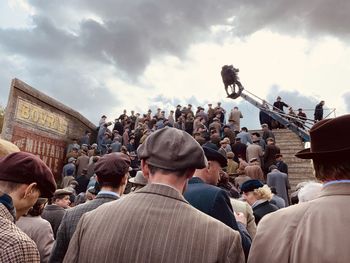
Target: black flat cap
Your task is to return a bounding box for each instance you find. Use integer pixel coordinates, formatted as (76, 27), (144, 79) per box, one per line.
(202, 146), (227, 167)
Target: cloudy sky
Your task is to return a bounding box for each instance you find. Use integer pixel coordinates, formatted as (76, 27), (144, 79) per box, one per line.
(1, 0), (349, 128)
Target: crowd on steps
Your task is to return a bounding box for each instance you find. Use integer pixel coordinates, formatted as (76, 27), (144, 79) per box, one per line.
(0, 97), (348, 263)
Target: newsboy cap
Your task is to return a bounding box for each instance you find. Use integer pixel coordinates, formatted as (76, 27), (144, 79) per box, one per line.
(0, 152), (56, 198)
(295, 114), (350, 160)
(138, 127), (207, 170)
(202, 146), (227, 167)
(241, 179), (264, 193)
(94, 153), (131, 183)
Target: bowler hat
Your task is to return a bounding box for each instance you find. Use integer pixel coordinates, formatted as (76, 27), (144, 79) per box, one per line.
(0, 152), (56, 198)
(138, 127), (207, 170)
(295, 114), (350, 159)
(241, 179), (264, 193)
(202, 146), (227, 167)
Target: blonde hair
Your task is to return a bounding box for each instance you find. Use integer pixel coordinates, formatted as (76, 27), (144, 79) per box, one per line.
(253, 185), (272, 200)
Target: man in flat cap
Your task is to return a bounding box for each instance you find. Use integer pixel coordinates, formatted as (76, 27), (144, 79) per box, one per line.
(50, 153), (131, 263)
(248, 114), (350, 263)
(0, 152), (56, 262)
(42, 189), (72, 239)
(184, 146), (251, 258)
(64, 127), (244, 263)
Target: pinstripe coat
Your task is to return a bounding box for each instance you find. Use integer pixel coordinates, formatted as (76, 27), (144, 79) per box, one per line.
(49, 193), (119, 263)
(64, 183), (245, 263)
(0, 203), (40, 262)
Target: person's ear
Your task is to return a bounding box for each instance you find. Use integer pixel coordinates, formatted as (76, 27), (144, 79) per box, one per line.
(23, 183), (39, 199)
(141, 160), (150, 179)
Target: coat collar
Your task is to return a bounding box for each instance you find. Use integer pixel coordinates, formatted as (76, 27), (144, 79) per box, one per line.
(0, 203), (15, 223)
(95, 193), (119, 200)
(188, 177), (205, 184)
(135, 183), (188, 204)
(319, 183), (350, 198)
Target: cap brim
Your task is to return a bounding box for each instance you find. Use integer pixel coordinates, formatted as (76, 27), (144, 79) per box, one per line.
(295, 147), (350, 159)
(295, 148), (312, 159)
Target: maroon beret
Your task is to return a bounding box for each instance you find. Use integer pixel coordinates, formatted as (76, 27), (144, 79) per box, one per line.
(0, 152), (57, 198)
(94, 153), (131, 183)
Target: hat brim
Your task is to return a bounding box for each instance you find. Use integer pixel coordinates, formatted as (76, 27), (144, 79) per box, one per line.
(295, 147), (350, 159)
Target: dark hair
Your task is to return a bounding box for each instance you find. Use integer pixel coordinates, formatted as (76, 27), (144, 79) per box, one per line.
(241, 127), (248, 132)
(27, 199), (47, 216)
(313, 159), (350, 181)
(148, 164), (188, 178)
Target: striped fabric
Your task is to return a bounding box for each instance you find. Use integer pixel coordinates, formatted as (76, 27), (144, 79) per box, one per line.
(64, 184), (244, 263)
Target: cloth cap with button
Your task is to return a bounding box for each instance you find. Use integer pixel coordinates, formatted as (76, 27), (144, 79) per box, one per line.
(138, 127), (207, 170)
(94, 153), (131, 183)
(0, 152), (56, 198)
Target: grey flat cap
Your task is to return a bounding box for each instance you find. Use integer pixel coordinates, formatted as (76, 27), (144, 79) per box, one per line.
(138, 127), (207, 170)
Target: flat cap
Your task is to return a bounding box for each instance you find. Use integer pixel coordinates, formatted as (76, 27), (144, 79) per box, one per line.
(129, 171), (148, 186)
(241, 179), (264, 193)
(0, 152), (56, 198)
(138, 127), (207, 170)
(53, 189), (72, 197)
(94, 153), (131, 183)
(202, 146), (227, 167)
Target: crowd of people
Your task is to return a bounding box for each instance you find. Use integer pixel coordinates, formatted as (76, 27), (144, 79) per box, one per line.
(1, 96), (348, 263)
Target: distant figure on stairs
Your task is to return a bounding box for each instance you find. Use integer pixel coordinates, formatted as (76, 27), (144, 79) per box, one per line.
(314, 100), (325, 123)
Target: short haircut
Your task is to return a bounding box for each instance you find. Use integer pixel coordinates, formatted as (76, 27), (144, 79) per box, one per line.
(241, 127), (248, 132)
(148, 164), (188, 178)
(0, 180), (23, 193)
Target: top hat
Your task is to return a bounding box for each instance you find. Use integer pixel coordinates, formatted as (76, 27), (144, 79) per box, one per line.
(295, 114), (350, 159)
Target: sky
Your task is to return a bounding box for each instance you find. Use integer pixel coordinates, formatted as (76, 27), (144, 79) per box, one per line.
(0, 0), (349, 129)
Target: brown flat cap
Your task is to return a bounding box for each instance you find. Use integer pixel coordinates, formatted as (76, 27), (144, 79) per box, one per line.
(53, 189), (72, 197)
(94, 153), (131, 182)
(138, 127), (207, 170)
(0, 152), (56, 198)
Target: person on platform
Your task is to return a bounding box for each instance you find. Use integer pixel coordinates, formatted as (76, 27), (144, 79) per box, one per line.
(229, 106), (243, 132)
(248, 114), (350, 263)
(64, 127), (245, 263)
(314, 100), (325, 123)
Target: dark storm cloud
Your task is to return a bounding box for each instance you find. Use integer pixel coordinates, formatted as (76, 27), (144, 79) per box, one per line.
(1, 0), (347, 77)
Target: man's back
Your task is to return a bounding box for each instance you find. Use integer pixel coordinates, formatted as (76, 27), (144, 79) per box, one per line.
(50, 193), (118, 263)
(248, 183), (350, 263)
(64, 184), (244, 263)
(267, 171), (289, 205)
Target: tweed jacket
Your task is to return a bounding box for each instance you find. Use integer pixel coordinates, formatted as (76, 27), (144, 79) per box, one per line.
(41, 205), (66, 239)
(49, 193), (119, 263)
(17, 215), (54, 263)
(0, 203), (40, 262)
(64, 183), (245, 263)
(248, 183), (350, 263)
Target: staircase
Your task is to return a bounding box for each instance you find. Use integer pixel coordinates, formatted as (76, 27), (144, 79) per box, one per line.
(273, 129), (315, 191)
